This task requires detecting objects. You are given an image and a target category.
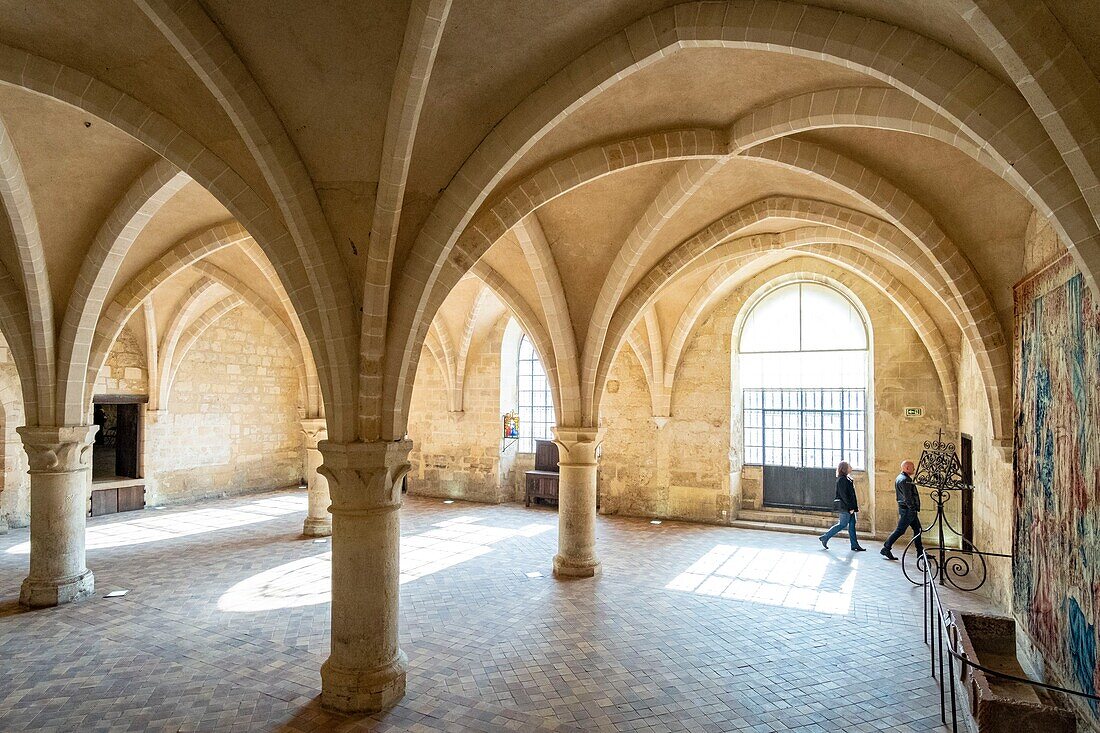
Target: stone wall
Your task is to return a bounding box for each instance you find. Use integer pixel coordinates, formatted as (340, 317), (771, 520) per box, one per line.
(958, 340), (1013, 609)
(598, 258), (950, 536)
(407, 318), (507, 503)
(0, 342), (28, 529)
(144, 307), (303, 505)
(95, 324), (149, 397)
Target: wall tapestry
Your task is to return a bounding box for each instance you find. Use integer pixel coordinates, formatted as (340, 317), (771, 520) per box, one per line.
(1014, 253), (1100, 715)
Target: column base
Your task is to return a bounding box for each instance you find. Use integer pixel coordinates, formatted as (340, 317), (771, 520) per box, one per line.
(302, 516), (332, 537)
(20, 569), (94, 608)
(553, 554), (601, 578)
(320, 651), (408, 714)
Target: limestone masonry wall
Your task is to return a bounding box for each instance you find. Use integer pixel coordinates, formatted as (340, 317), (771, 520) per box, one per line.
(0, 342), (28, 529)
(408, 318), (506, 503)
(95, 325), (148, 397)
(148, 308), (303, 505)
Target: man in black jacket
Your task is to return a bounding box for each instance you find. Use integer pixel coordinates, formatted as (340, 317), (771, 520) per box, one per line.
(880, 460), (924, 560)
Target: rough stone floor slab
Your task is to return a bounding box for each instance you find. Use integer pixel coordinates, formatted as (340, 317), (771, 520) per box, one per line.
(0, 490), (990, 732)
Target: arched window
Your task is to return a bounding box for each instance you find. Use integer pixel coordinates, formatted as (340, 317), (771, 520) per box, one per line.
(517, 334), (555, 453)
(739, 282), (868, 470)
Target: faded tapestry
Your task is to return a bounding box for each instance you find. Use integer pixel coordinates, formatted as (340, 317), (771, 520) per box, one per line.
(1014, 253), (1100, 715)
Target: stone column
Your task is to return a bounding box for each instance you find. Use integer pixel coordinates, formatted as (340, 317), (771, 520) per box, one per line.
(319, 438), (411, 713)
(552, 426), (603, 578)
(17, 425), (98, 608)
(300, 418), (330, 537)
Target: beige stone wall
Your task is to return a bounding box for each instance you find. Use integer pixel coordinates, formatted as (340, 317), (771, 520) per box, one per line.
(599, 258), (950, 535)
(97, 324), (149, 397)
(407, 318), (506, 503)
(140, 307), (302, 505)
(958, 340), (1014, 610)
(0, 343), (28, 529)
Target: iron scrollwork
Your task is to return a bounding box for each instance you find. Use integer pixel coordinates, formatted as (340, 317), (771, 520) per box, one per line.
(900, 430), (990, 591)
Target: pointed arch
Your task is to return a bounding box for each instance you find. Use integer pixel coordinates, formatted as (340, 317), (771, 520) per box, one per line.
(88, 222), (250, 392)
(513, 214), (581, 425)
(362, 0), (453, 438)
(453, 284), (490, 413)
(0, 113), (54, 425)
(152, 277), (227, 411)
(0, 41), (357, 439)
(386, 0), (1099, 442)
(56, 158), (189, 423)
(161, 295), (243, 408)
(661, 242), (959, 426)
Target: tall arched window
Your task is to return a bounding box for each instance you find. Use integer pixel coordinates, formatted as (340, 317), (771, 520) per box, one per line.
(739, 282), (868, 472)
(517, 334), (554, 453)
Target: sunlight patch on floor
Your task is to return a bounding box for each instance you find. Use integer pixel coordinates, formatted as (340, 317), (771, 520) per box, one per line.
(5, 496), (307, 555)
(216, 515), (553, 612)
(664, 543), (858, 615)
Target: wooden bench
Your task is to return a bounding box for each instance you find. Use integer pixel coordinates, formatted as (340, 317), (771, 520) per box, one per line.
(525, 439), (559, 507)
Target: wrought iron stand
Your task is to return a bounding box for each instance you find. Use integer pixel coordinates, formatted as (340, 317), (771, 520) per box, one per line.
(900, 431), (1011, 591)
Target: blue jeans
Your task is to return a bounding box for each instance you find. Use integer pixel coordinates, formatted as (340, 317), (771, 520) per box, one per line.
(821, 510), (860, 549)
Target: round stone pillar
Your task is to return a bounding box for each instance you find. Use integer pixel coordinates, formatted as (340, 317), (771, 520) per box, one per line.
(318, 438), (411, 713)
(552, 426), (604, 578)
(300, 418), (330, 537)
(17, 425), (98, 608)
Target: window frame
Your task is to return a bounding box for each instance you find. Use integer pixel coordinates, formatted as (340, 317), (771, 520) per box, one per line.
(738, 281), (869, 471)
(516, 334), (555, 453)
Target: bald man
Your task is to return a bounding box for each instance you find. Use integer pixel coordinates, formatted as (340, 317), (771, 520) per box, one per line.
(880, 460), (925, 560)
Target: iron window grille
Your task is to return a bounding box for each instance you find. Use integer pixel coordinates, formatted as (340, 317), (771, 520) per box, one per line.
(743, 388), (866, 470)
(517, 334), (555, 453)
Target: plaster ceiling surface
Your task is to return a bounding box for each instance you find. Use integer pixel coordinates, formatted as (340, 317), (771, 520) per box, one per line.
(0, 0), (263, 197)
(109, 181), (233, 307)
(623, 157), (874, 294)
(203, 247), (290, 329)
(795, 127), (1033, 332)
(404, 0), (1008, 232)
(478, 231), (543, 328)
(200, 0), (410, 187)
(517, 48), (881, 186)
(147, 269), (207, 332)
(533, 162), (682, 343)
(433, 276), (484, 352)
(0, 84), (157, 318)
(1046, 0), (1100, 81)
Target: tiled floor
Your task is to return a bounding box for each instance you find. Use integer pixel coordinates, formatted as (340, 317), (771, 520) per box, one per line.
(0, 490), (991, 732)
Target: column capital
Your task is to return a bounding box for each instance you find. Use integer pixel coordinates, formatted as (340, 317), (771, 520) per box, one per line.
(318, 439), (412, 514)
(300, 418), (328, 449)
(552, 426), (604, 466)
(16, 425), (98, 474)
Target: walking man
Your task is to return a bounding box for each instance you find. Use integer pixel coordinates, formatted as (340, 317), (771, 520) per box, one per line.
(880, 460), (924, 560)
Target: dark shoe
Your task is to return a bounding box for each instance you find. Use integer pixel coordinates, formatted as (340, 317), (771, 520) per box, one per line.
(852, 546), (867, 552)
(818, 536), (828, 549)
(880, 548), (897, 560)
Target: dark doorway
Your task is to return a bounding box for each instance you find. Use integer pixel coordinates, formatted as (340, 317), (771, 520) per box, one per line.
(960, 433), (974, 547)
(93, 401), (142, 481)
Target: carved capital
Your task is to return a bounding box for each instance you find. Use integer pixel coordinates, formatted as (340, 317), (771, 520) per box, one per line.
(552, 426), (604, 467)
(17, 426), (98, 474)
(317, 439), (412, 514)
(300, 418), (329, 449)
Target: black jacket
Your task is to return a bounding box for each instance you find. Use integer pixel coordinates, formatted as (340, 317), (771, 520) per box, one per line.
(895, 472), (921, 511)
(834, 475), (858, 512)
